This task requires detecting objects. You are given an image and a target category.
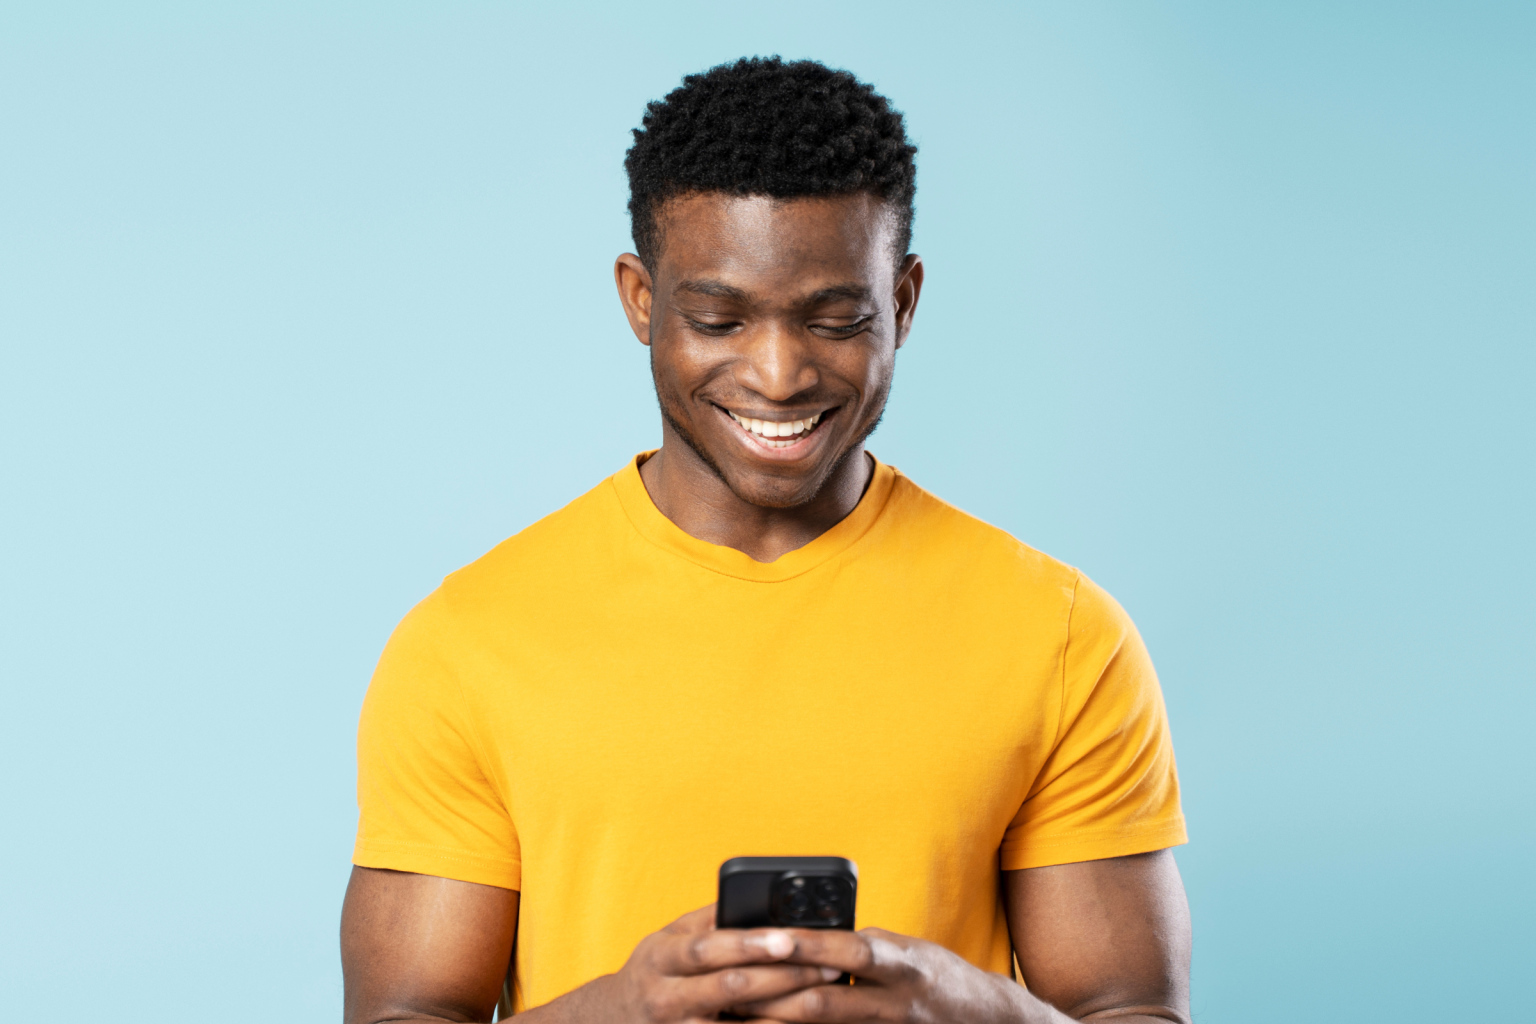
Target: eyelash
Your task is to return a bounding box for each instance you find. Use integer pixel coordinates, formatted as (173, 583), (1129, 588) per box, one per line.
(813, 319), (870, 338)
(687, 320), (739, 336)
(685, 317), (872, 337)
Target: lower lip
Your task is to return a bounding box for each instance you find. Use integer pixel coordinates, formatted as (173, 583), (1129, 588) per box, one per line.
(717, 407), (834, 463)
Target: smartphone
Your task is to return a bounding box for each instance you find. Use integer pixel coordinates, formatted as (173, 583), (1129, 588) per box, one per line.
(716, 856), (859, 1015)
(716, 856), (858, 929)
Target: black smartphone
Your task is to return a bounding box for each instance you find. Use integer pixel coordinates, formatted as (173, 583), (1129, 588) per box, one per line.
(716, 856), (859, 1016)
(716, 856), (858, 929)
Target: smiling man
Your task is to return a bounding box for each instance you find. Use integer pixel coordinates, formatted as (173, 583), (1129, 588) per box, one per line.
(341, 58), (1190, 1024)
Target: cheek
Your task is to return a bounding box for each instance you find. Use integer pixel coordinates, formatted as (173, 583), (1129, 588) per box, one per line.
(655, 334), (730, 395)
(843, 339), (897, 394)
(676, 342), (728, 382)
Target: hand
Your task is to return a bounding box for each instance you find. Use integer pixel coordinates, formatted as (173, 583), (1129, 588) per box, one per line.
(598, 906), (846, 1023)
(731, 928), (1035, 1024)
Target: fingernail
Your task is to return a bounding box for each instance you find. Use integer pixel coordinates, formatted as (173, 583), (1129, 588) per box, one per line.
(820, 967), (842, 981)
(761, 931), (793, 956)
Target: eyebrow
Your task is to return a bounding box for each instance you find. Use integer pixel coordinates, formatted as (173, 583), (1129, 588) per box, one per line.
(675, 279), (873, 306)
(676, 279), (752, 301)
(805, 284), (873, 304)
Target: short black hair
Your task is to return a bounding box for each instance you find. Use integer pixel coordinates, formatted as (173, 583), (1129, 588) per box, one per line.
(625, 56), (917, 271)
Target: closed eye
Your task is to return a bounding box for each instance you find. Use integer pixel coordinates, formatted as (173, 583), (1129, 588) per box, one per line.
(810, 315), (874, 338)
(685, 318), (741, 337)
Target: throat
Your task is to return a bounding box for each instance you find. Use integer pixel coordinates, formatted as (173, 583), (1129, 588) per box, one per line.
(637, 443), (873, 563)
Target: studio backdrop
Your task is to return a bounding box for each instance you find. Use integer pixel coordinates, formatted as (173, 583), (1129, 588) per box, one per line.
(1, 3), (1531, 1021)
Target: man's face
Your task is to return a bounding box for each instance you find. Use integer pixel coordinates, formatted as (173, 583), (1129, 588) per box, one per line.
(618, 192), (922, 509)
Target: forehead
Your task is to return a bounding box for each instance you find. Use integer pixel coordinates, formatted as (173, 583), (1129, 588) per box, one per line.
(654, 193), (898, 295)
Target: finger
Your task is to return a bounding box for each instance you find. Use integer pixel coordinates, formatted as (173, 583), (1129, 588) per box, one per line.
(775, 929), (884, 979)
(658, 926), (800, 975)
(662, 904), (718, 935)
(666, 963), (845, 1016)
(734, 983), (884, 1024)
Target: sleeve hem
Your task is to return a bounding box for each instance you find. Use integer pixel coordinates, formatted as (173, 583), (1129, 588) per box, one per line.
(999, 818), (1188, 871)
(353, 839), (522, 890)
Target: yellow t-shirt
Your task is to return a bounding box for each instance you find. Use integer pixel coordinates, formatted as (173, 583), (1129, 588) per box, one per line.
(354, 454), (1186, 1011)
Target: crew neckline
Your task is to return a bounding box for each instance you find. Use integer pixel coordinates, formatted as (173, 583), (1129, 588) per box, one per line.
(610, 451), (897, 583)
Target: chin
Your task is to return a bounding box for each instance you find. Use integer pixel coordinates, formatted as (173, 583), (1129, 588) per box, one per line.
(719, 461), (831, 510)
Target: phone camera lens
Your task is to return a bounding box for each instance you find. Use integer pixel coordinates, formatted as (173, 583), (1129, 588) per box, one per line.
(775, 875), (848, 926)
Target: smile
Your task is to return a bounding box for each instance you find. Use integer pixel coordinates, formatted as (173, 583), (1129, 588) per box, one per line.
(725, 409), (825, 450)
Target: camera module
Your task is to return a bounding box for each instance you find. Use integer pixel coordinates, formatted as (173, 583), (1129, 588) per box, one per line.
(771, 874), (851, 927)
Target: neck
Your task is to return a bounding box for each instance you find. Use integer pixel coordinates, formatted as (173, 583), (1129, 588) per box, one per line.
(637, 430), (873, 563)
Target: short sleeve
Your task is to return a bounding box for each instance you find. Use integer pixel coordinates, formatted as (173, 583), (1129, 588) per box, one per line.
(1000, 573), (1187, 870)
(352, 594), (521, 889)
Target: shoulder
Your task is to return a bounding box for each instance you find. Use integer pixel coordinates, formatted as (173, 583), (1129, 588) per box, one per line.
(389, 470), (627, 645)
(440, 472), (624, 603)
(877, 470), (1144, 653)
(879, 468), (1082, 603)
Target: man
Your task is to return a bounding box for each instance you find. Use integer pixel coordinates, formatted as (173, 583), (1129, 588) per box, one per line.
(341, 57), (1190, 1024)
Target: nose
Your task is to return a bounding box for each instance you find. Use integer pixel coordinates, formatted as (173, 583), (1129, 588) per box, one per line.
(736, 322), (819, 402)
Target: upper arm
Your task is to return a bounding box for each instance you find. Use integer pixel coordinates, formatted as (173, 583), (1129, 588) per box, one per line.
(1002, 851), (1191, 1023)
(354, 597), (521, 890)
(1002, 574), (1185, 872)
(346, 596), (523, 1021)
(341, 866), (519, 1024)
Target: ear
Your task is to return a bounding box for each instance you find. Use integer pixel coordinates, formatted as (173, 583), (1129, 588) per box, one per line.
(614, 253), (656, 346)
(892, 254), (924, 350)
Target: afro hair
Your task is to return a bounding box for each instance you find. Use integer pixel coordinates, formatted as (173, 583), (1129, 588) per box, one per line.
(624, 57), (917, 270)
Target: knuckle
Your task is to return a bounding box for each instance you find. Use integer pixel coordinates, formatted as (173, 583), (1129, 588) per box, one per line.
(719, 968), (749, 995)
(884, 994), (923, 1024)
(801, 987), (828, 1017)
(639, 988), (677, 1022)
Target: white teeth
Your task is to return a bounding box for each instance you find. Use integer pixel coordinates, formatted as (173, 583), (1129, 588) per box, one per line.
(727, 409), (825, 444)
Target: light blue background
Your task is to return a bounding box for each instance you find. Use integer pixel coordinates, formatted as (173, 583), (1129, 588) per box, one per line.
(2, 3), (1531, 1019)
